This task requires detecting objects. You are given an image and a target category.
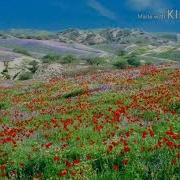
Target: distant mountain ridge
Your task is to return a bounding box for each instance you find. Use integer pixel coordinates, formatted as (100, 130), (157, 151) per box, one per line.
(57, 28), (174, 45)
(0, 28), (177, 46)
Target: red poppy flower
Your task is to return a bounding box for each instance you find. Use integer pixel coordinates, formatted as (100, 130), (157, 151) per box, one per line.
(58, 169), (67, 177)
(166, 131), (174, 136)
(53, 156), (60, 162)
(126, 131), (131, 138)
(44, 142), (52, 149)
(73, 159), (80, 165)
(142, 131), (147, 139)
(95, 125), (103, 132)
(113, 165), (119, 171)
(148, 129), (154, 137)
(107, 144), (114, 153)
(162, 137), (168, 142)
(166, 141), (175, 149)
(124, 146), (130, 153)
(172, 134), (180, 140)
(64, 160), (73, 168)
(122, 159), (128, 165)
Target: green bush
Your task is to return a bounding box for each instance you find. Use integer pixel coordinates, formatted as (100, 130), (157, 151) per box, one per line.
(149, 49), (180, 62)
(1, 69), (10, 79)
(127, 55), (141, 67)
(169, 102), (180, 114)
(116, 49), (126, 56)
(113, 58), (128, 69)
(61, 55), (77, 64)
(7, 157), (48, 180)
(86, 57), (105, 66)
(28, 60), (39, 73)
(0, 102), (8, 110)
(13, 48), (31, 56)
(42, 54), (62, 64)
(143, 111), (157, 121)
(62, 89), (85, 98)
(19, 72), (33, 80)
(145, 61), (153, 65)
(2, 68), (8, 73)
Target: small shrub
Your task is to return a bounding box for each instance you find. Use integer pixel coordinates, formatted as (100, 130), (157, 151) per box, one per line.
(143, 111), (157, 121)
(1, 70), (10, 79)
(65, 150), (81, 161)
(145, 61), (152, 65)
(13, 48), (31, 56)
(116, 49), (126, 56)
(92, 157), (105, 173)
(0, 102), (8, 110)
(19, 72), (33, 80)
(28, 60), (39, 73)
(42, 54), (62, 64)
(61, 55), (77, 64)
(62, 89), (85, 98)
(113, 59), (128, 69)
(92, 156), (123, 174)
(127, 55), (141, 67)
(86, 57), (105, 66)
(8, 158), (47, 179)
(2, 68), (8, 73)
(169, 102), (180, 114)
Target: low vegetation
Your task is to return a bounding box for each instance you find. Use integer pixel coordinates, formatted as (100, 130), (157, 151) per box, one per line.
(5, 29), (58, 40)
(113, 58), (128, 69)
(41, 54), (77, 64)
(62, 89), (85, 99)
(13, 47), (31, 56)
(113, 54), (141, 69)
(18, 71), (33, 80)
(61, 55), (78, 64)
(127, 55), (141, 67)
(28, 60), (39, 73)
(1, 68), (11, 80)
(86, 57), (105, 66)
(150, 49), (180, 62)
(41, 54), (62, 64)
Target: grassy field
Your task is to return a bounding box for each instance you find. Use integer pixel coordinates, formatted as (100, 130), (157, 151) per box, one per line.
(149, 49), (180, 62)
(0, 63), (179, 179)
(0, 39), (107, 58)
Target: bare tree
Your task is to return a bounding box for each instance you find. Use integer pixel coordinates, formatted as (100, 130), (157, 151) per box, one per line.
(0, 54), (16, 79)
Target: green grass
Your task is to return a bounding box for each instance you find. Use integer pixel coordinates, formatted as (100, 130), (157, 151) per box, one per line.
(13, 47), (31, 56)
(150, 49), (180, 62)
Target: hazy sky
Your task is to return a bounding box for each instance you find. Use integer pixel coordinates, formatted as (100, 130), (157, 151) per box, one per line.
(0, 0), (179, 32)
